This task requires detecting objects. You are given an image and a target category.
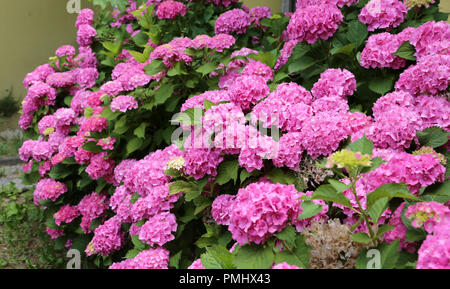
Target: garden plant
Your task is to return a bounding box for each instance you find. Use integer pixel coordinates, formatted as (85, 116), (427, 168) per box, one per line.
(17, 0), (450, 269)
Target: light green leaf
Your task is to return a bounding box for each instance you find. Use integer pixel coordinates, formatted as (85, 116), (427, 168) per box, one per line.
(216, 160), (239, 185)
(233, 244), (275, 269)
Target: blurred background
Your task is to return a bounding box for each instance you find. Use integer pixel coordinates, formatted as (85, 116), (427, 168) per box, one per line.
(0, 0), (449, 133)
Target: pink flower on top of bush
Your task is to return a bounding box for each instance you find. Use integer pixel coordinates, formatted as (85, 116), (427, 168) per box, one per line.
(275, 39), (299, 70)
(228, 182), (300, 245)
(286, 4), (343, 44)
(110, 95), (138, 112)
(215, 9), (251, 35)
(416, 218), (450, 269)
(209, 34), (236, 52)
(241, 60), (273, 82)
(360, 33), (407, 69)
(414, 94), (450, 130)
(371, 91), (415, 119)
(87, 217), (124, 257)
(228, 75), (269, 110)
(23, 64), (55, 88)
(395, 54), (450, 96)
(76, 8), (94, 29)
(405, 201), (450, 234)
(34, 178), (67, 204)
(46, 72), (75, 88)
(249, 6), (271, 28)
(272, 132), (303, 170)
(358, 0), (407, 31)
(109, 247), (170, 269)
(77, 24), (97, 47)
(78, 192), (109, 233)
(156, 1), (187, 20)
(183, 148), (224, 180)
(409, 21), (450, 58)
(86, 152), (115, 180)
(54, 205), (80, 226)
(211, 194), (236, 226)
(312, 68), (356, 99)
(56, 45), (76, 58)
(46, 228), (64, 239)
(138, 212), (177, 246)
(202, 102), (246, 134)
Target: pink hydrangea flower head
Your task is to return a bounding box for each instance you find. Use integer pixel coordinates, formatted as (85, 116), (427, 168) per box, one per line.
(109, 247), (170, 269)
(416, 218), (450, 269)
(272, 262), (302, 269)
(211, 194), (236, 225)
(241, 60), (273, 82)
(54, 205), (80, 226)
(156, 1), (187, 20)
(138, 212), (177, 246)
(34, 178), (68, 204)
(405, 201), (450, 233)
(110, 95), (139, 112)
(358, 0), (407, 31)
(360, 33), (407, 69)
(87, 217), (124, 257)
(228, 75), (269, 110)
(215, 9), (251, 35)
(312, 68), (356, 99)
(76, 8), (94, 29)
(228, 182), (300, 245)
(287, 4), (343, 43)
(56, 45), (76, 58)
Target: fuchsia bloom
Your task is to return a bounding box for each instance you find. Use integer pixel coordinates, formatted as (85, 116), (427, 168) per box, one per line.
(408, 21), (450, 58)
(360, 33), (407, 69)
(228, 75), (269, 110)
(358, 0), (407, 31)
(416, 218), (450, 269)
(215, 9), (251, 35)
(272, 132), (303, 170)
(405, 202), (450, 233)
(228, 182), (300, 245)
(241, 60), (273, 82)
(312, 69), (356, 99)
(272, 262), (302, 269)
(34, 178), (67, 204)
(46, 228), (64, 239)
(287, 4), (343, 43)
(275, 39), (299, 70)
(156, 1), (187, 20)
(109, 247), (170, 269)
(249, 6), (271, 28)
(76, 9), (94, 29)
(54, 205), (80, 226)
(77, 192), (109, 233)
(87, 217), (124, 257)
(110, 95), (139, 112)
(77, 24), (97, 47)
(138, 212), (177, 246)
(56, 45), (76, 58)
(211, 194), (236, 226)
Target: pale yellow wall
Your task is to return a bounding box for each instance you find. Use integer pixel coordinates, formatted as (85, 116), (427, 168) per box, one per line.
(0, 0), (92, 130)
(243, 0), (282, 13)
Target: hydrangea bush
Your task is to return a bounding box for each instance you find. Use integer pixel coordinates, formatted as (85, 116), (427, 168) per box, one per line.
(19, 0), (450, 269)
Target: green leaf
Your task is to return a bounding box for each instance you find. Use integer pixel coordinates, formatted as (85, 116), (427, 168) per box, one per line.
(368, 197), (389, 223)
(274, 235), (311, 269)
(144, 59), (166, 76)
(155, 84), (175, 106)
(297, 201), (323, 220)
(128, 50), (148, 63)
(131, 235), (146, 250)
(356, 240), (401, 269)
(169, 181), (198, 195)
(366, 183), (419, 211)
(204, 246), (235, 269)
(331, 43), (355, 56)
(376, 225), (394, 239)
(233, 244), (274, 269)
(312, 184), (353, 209)
(288, 56), (316, 73)
(126, 137), (143, 156)
(125, 249), (140, 259)
(113, 116), (128, 134)
(328, 179), (352, 192)
(82, 141), (103, 153)
(100, 106), (120, 121)
(196, 62), (218, 76)
(266, 168), (298, 185)
(48, 164), (73, 180)
(169, 251), (182, 269)
(351, 232), (372, 244)
(346, 135), (373, 155)
(216, 160), (239, 185)
(134, 123), (147, 139)
(369, 74), (395, 95)
(346, 20), (368, 48)
(174, 107), (203, 126)
(393, 41), (417, 61)
(276, 226), (297, 247)
(416, 126), (449, 148)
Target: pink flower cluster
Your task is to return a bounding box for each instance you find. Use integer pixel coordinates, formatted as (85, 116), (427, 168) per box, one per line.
(215, 9), (251, 35)
(87, 217), (124, 256)
(311, 68), (356, 99)
(227, 182), (300, 245)
(405, 201), (450, 233)
(287, 4), (343, 44)
(360, 33), (407, 69)
(272, 262), (302, 269)
(384, 203), (417, 253)
(156, 1), (187, 20)
(109, 247), (170, 269)
(33, 178), (67, 204)
(110, 95), (139, 112)
(417, 218), (450, 269)
(77, 192), (109, 233)
(358, 0), (407, 31)
(138, 212), (178, 246)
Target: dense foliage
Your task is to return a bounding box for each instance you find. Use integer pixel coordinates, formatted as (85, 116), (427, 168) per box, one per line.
(18, 0), (449, 269)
